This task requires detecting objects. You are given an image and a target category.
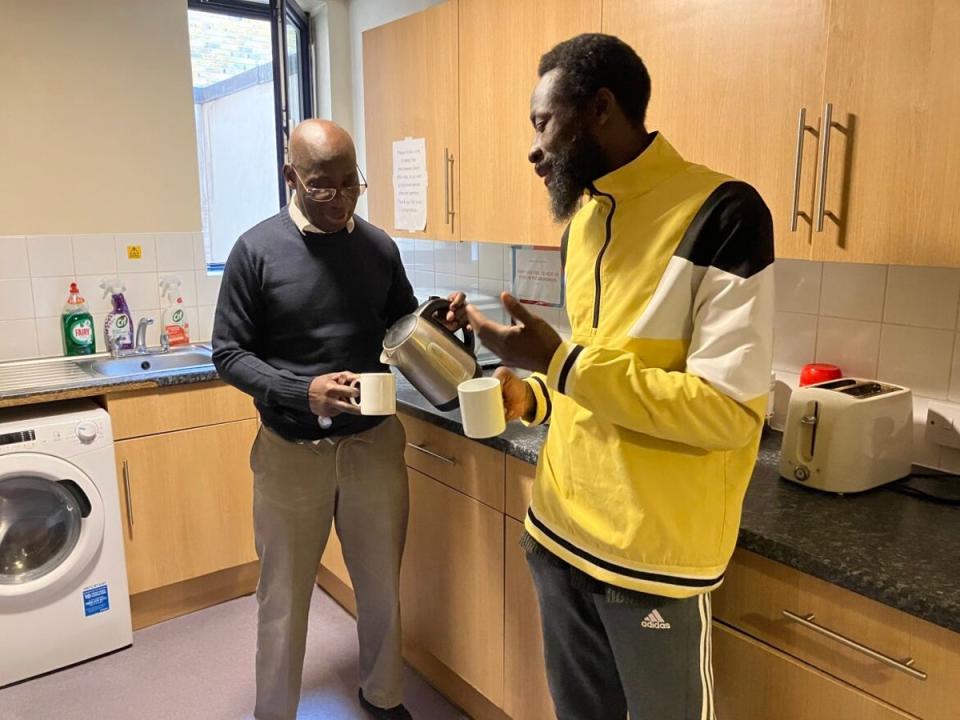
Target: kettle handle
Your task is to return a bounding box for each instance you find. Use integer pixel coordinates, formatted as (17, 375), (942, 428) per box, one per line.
(418, 297), (476, 355)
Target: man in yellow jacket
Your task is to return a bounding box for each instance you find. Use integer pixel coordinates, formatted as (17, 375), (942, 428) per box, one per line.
(465, 34), (774, 719)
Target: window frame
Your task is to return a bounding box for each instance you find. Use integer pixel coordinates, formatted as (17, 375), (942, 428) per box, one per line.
(188, 0), (313, 271)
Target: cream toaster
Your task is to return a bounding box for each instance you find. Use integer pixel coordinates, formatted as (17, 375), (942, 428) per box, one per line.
(779, 378), (913, 493)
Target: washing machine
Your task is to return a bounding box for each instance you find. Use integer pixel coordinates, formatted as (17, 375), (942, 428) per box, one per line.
(0, 400), (132, 687)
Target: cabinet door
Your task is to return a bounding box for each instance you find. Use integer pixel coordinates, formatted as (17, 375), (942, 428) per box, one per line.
(815, 0), (960, 265)
(459, 0), (601, 246)
(362, 1), (459, 240)
(400, 468), (504, 705)
(603, 0), (828, 260)
(713, 623), (915, 720)
(115, 419), (259, 594)
(503, 518), (554, 720)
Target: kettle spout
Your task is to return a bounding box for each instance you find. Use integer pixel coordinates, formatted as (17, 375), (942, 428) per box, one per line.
(380, 349), (395, 366)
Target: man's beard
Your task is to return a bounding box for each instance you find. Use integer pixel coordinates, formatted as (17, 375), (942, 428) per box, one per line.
(546, 132), (607, 222)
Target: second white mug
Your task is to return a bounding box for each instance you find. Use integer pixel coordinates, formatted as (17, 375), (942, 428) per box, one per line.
(458, 376), (506, 439)
(350, 373), (397, 416)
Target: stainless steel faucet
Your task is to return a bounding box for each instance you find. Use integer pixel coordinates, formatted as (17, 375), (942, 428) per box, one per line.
(135, 317), (154, 354)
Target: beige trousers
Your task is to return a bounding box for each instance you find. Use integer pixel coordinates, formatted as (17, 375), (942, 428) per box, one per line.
(250, 417), (409, 720)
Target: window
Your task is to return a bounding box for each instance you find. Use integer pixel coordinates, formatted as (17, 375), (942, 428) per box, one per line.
(187, 0), (312, 271)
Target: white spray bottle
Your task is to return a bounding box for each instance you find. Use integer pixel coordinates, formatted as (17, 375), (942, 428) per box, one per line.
(159, 275), (191, 347)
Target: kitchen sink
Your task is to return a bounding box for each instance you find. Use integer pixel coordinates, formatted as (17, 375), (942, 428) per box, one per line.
(84, 347), (214, 378)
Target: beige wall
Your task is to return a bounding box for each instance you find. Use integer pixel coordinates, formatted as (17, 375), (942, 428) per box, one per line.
(0, 0), (201, 235)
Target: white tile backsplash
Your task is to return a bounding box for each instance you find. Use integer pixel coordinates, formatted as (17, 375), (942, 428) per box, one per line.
(775, 259), (822, 315)
(197, 305), (216, 342)
(116, 233), (158, 273)
(949, 332), (960, 403)
(814, 317), (881, 379)
(0, 236), (30, 279)
(35, 316), (64, 357)
(74, 276), (114, 315)
(940, 446), (960, 474)
(434, 272), (456, 291)
(73, 234), (117, 276)
(30, 276), (75, 318)
(911, 397), (944, 468)
(157, 232), (197, 272)
(414, 239), (436, 271)
(2, 231), (210, 359)
(0, 279), (35, 321)
(883, 266), (960, 330)
(773, 312), (818, 373)
(820, 262), (887, 321)
(123, 273), (162, 312)
(193, 232), (208, 269)
(195, 271), (222, 306)
(877, 325), (954, 400)
(434, 241), (457, 275)
(455, 242), (479, 279)
(479, 242), (504, 280)
(28, 235), (75, 277)
(413, 270), (435, 291)
(0, 319), (39, 360)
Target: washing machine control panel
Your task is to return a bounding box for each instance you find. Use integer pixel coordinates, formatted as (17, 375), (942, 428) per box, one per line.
(0, 418), (107, 454)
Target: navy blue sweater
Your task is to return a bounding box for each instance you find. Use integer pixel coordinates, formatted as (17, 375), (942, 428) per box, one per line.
(212, 209), (417, 440)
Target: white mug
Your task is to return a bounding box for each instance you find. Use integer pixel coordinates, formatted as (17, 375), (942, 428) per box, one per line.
(349, 373), (397, 415)
(458, 377), (506, 439)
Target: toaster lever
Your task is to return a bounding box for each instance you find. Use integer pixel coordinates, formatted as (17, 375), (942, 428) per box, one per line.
(800, 414), (818, 425)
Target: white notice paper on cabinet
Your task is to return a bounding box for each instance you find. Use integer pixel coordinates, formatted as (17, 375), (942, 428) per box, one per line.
(392, 138), (428, 232)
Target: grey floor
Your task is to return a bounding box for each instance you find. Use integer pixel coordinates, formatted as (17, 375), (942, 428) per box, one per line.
(0, 590), (468, 720)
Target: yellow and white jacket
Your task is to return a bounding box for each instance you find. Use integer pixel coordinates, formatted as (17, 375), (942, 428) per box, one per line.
(523, 133), (775, 598)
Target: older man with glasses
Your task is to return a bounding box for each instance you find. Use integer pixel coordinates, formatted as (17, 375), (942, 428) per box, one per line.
(213, 119), (464, 720)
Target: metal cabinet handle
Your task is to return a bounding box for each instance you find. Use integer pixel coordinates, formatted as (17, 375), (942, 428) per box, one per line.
(407, 442), (456, 466)
(790, 108), (809, 232)
(815, 102), (833, 232)
(122, 459), (134, 539)
(444, 148), (455, 226)
(782, 609), (926, 680)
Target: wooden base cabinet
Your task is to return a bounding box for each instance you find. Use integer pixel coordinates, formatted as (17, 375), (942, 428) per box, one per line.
(714, 623), (915, 720)
(401, 467), (505, 706)
(503, 518), (554, 720)
(114, 419), (259, 595)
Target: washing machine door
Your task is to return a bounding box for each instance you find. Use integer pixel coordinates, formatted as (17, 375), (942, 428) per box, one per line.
(0, 453), (105, 600)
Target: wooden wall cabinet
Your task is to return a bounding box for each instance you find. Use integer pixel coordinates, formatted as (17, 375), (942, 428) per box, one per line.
(605, 0), (960, 267)
(362, 0), (459, 240)
(458, 0), (601, 246)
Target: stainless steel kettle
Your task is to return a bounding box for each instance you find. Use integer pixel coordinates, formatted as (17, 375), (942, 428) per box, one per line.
(381, 297), (481, 411)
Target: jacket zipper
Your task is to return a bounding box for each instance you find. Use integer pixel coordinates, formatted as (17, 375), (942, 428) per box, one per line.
(591, 190), (616, 329)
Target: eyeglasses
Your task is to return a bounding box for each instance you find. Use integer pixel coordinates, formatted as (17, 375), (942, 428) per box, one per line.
(292, 166), (368, 203)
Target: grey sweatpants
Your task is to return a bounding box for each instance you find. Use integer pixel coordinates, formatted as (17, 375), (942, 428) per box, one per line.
(250, 418), (409, 720)
(527, 549), (716, 720)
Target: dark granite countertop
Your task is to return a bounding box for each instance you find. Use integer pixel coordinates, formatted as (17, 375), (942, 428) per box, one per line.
(4, 366), (957, 633)
(397, 378), (960, 634)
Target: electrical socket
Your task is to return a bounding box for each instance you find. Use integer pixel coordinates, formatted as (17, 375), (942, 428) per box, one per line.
(925, 401), (960, 449)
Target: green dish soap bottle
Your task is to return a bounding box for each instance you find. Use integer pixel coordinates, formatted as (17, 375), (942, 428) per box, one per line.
(61, 282), (97, 356)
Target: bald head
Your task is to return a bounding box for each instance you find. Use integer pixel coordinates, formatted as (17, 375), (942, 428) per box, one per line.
(284, 119), (362, 233)
(289, 119), (356, 171)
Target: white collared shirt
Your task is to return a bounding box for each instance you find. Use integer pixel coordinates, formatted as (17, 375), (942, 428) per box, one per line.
(288, 191), (355, 235)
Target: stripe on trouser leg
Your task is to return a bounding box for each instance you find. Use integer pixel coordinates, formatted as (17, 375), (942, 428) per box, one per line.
(706, 594), (715, 719)
(698, 594), (709, 720)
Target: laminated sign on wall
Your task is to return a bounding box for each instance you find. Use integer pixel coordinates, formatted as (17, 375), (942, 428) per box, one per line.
(393, 137), (428, 232)
(512, 246), (564, 307)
